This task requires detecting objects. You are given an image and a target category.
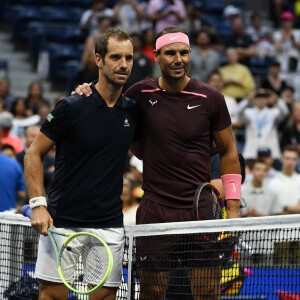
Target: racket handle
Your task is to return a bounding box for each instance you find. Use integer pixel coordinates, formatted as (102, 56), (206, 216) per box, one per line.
(21, 204), (32, 219)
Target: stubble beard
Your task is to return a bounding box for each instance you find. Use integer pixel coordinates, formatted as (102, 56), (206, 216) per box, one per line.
(103, 72), (125, 89)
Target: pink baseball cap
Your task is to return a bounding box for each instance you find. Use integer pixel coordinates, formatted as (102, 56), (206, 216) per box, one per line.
(280, 11), (294, 20)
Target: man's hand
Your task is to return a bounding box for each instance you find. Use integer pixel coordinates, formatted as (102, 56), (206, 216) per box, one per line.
(30, 206), (53, 236)
(226, 200), (241, 219)
(72, 83), (92, 97)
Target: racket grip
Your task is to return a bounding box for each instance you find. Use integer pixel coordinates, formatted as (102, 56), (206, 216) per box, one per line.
(21, 204), (32, 219)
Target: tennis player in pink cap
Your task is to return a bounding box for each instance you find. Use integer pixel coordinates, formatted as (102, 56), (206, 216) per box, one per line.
(75, 26), (241, 299)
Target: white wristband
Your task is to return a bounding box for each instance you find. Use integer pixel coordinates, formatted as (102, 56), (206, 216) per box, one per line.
(29, 196), (47, 209)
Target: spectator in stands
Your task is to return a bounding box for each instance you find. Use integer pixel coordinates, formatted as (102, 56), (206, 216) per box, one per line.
(126, 154), (143, 185)
(273, 11), (300, 97)
(37, 104), (51, 126)
(280, 85), (296, 110)
(224, 16), (256, 67)
(189, 30), (220, 83)
(0, 77), (15, 111)
(79, 0), (113, 36)
(75, 47), (98, 88)
(85, 16), (113, 52)
(185, 1), (217, 38)
(123, 33), (152, 91)
(0, 130), (26, 212)
(25, 81), (49, 115)
(208, 71), (239, 127)
(147, 0), (186, 34)
(1, 144), (16, 160)
(219, 47), (255, 101)
(281, 101), (300, 152)
(238, 89), (289, 160)
(142, 28), (156, 66)
(245, 12), (272, 43)
(16, 125), (55, 195)
(245, 147), (279, 185)
(122, 178), (139, 225)
(113, 0), (144, 34)
(0, 100), (6, 112)
(261, 61), (288, 96)
(268, 145), (300, 214)
(0, 111), (23, 154)
(223, 4), (241, 23)
(10, 97), (40, 139)
(241, 159), (282, 217)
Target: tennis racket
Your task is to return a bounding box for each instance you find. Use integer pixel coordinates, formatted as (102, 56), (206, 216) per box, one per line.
(21, 205), (114, 295)
(193, 183), (252, 256)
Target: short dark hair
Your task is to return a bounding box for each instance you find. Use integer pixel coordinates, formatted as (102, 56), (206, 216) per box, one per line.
(251, 12), (261, 21)
(1, 144), (15, 153)
(270, 61), (281, 67)
(208, 70), (222, 81)
(283, 144), (298, 155)
(95, 28), (132, 60)
(252, 158), (267, 169)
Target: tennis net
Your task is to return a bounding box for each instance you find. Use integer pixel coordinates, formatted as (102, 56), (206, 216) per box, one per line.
(0, 213), (299, 299)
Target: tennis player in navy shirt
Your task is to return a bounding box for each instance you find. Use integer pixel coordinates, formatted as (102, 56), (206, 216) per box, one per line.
(24, 29), (137, 300)
(75, 26), (241, 299)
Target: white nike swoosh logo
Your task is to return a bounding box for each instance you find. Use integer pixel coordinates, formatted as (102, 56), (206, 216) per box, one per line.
(187, 104), (201, 109)
(170, 36), (181, 40)
(232, 183), (236, 192)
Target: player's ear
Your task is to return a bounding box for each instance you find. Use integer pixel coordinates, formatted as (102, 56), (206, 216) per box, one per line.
(153, 50), (160, 63)
(95, 53), (103, 69)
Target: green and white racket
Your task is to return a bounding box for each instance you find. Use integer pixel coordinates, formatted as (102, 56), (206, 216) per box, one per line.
(22, 205), (114, 295)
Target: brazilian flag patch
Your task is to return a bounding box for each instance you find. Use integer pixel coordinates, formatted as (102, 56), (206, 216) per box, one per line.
(47, 113), (54, 122)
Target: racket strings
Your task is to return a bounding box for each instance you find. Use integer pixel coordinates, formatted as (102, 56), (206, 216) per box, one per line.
(197, 187), (222, 221)
(60, 235), (109, 291)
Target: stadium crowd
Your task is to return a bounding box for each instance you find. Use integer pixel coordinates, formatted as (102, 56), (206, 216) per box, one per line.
(1, 0), (300, 221)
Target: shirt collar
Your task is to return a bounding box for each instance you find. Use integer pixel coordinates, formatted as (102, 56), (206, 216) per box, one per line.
(91, 81), (124, 108)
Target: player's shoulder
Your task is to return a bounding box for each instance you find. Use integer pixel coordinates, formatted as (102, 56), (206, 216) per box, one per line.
(123, 95), (137, 108)
(125, 78), (159, 96)
(189, 78), (224, 99)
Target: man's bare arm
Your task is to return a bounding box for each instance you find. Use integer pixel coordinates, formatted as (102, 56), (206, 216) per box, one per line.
(213, 126), (241, 219)
(24, 132), (56, 235)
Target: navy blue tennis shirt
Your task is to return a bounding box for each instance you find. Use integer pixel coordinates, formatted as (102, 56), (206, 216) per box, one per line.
(41, 84), (138, 228)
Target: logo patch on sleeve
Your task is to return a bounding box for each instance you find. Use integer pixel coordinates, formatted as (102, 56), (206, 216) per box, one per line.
(47, 113), (54, 122)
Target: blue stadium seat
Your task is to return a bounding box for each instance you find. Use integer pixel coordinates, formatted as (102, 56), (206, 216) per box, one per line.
(250, 56), (274, 79)
(47, 43), (82, 79)
(40, 6), (70, 22)
(65, 60), (82, 93)
(202, 0), (225, 15)
(217, 21), (232, 42)
(11, 5), (42, 39)
(65, 0), (92, 8)
(69, 7), (85, 23)
(0, 60), (9, 78)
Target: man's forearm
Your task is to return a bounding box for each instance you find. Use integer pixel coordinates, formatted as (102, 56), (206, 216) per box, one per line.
(24, 150), (45, 198)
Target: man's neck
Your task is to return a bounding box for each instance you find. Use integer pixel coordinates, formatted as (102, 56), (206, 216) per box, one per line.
(159, 76), (190, 93)
(252, 178), (262, 188)
(282, 169), (294, 177)
(95, 80), (122, 107)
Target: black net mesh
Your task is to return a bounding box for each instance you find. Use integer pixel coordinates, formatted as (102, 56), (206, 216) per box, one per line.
(0, 215), (300, 300)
